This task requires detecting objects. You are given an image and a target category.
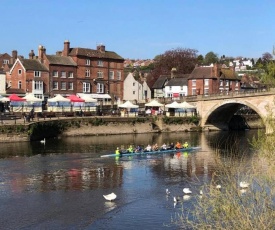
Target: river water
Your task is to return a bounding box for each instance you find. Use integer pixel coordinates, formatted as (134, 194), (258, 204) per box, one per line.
(0, 130), (259, 229)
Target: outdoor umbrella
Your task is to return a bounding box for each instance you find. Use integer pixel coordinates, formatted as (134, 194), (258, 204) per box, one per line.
(9, 94), (26, 101)
(165, 101), (182, 109)
(67, 95), (85, 102)
(145, 99), (163, 107)
(180, 101), (196, 109)
(118, 100), (139, 109)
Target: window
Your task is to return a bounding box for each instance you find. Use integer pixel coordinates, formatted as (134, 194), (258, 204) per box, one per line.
(34, 71), (41, 77)
(225, 80), (229, 86)
(53, 71), (58, 77)
(97, 60), (103, 66)
(169, 86), (172, 90)
(85, 69), (90, 77)
(180, 93), (185, 97)
(117, 71), (121, 80)
(192, 80), (196, 87)
(34, 81), (43, 90)
(167, 93), (172, 97)
(83, 82), (90, 93)
(204, 79), (209, 86)
(204, 88), (209, 95)
(109, 71), (114, 80)
(68, 72), (74, 78)
(3, 59), (9, 64)
(180, 86), (183, 91)
(34, 94), (42, 99)
(61, 82), (66, 90)
(61, 71), (66, 78)
(18, 81), (22, 89)
(86, 59), (90, 65)
(97, 83), (104, 93)
(97, 71), (103, 78)
(192, 88), (196, 95)
(133, 82), (135, 86)
(235, 81), (239, 86)
(133, 91), (135, 94)
(68, 82), (73, 90)
(18, 69), (22, 75)
(53, 81), (58, 90)
(220, 80), (223, 86)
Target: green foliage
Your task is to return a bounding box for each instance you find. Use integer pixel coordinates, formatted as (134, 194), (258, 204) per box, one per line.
(162, 116), (199, 125)
(260, 61), (275, 87)
(88, 118), (106, 126)
(204, 51), (219, 65)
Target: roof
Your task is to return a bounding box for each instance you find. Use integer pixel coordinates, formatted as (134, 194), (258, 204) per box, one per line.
(189, 66), (238, 80)
(166, 77), (188, 86)
(188, 66), (216, 79)
(69, 48), (124, 60)
(152, 75), (168, 89)
(21, 59), (49, 71)
(46, 55), (77, 66)
(6, 88), (25, 95)
(220, 68), (238, 80)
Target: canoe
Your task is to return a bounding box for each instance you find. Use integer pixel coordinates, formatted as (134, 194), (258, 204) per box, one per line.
(100, 146), (201, 158)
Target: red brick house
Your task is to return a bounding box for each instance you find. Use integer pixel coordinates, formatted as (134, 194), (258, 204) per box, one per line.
(7, 57), (49, 98)
(36, 45), (78, 98)
(188, 64), (240, 95)
(61, 40), (125, 101)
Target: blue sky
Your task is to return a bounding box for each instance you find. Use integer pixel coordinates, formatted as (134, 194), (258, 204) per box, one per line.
(1, 0), (275, 60)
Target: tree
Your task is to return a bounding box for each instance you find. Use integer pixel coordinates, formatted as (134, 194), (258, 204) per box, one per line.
(197, 54), (204, 65)
(260, 61), (275, 87)
(262, 52), (273, 62)
(150, 47), (198, 84)
(204, 51), (219, 65)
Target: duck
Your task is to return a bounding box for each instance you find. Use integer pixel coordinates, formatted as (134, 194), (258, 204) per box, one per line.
(216, 184), (221, 189)
(240, 181), (249, 188)
(183, 188), (192, 194)
(103, 192), (117, 201)
(40, 138), (46, 144)
(166, 188), (170, 195)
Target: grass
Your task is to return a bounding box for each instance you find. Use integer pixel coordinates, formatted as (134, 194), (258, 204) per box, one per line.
(172, 129), (275, 229)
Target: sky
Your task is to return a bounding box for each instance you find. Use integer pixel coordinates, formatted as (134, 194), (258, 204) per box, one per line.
(1, 0), (275, 60)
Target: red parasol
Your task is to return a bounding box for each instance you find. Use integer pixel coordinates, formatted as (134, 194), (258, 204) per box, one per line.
(67, 95), (85, 102)
(9, 94), (26, 101)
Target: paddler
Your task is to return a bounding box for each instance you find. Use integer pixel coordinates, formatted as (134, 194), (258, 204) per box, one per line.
(115, 147), (120, 155)
(183, 141), (189, 148)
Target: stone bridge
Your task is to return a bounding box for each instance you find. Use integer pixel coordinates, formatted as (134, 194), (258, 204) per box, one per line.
(189, 91), (275, 133)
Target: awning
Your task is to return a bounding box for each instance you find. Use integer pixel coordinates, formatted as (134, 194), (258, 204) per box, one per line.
(173, 93), (179, 97)
(77, 93), (111, 99)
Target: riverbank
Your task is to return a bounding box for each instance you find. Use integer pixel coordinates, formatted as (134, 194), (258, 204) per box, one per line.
(0, 116), (199, 142)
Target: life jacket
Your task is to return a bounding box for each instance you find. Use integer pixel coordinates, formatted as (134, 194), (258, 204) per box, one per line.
(115, 149), (120, 154)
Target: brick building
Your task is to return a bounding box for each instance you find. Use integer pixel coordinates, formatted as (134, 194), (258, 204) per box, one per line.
(61, 40), (124, 101)
(188, 64), (240, 95)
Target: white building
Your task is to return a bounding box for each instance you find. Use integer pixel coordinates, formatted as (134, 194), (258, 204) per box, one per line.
(0, 70), (6, 94)
(164, 77), (188, 100)
(123, 73), (151, 102)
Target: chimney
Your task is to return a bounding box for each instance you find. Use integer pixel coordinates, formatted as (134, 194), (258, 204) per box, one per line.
(213, 63), (219, 78)
(38, 45), (46, 63)
(29, 50), (35, 59)
(63, 40), (70, 56)
(171, 67), (177, 78)
(97, 44), (105, 52)
(11, 50), (17, 64)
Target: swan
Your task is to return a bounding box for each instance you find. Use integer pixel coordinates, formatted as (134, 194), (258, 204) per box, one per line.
(216, 184), (221, 189)
(166, 188), (170, 195)
(173, 196), (181, 203)
(240, 181), (249, 188)
(183, 195), (191, 200)
(40, 138), (46, 144)
(103, 192), (117, 201)
(183, 188), (192, 194)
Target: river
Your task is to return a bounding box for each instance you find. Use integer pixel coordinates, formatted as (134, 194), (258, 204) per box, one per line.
(0, 130), (259, 229)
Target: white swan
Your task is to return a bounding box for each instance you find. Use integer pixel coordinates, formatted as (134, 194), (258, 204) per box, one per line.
(216, 184), (221, 189)
(183, 188), (192, 194)
(103, 192), (117, 201)
(40, 138), (46, 144)
(240, 181), (249, 188)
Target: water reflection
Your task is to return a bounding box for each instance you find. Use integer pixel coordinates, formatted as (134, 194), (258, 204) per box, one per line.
(0, 130), (260, 229)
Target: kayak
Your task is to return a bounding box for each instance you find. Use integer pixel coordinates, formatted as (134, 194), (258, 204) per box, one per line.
(100, 146), (201, 158)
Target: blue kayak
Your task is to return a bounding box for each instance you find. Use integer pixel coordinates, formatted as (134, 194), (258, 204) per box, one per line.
(100, 146), (201, 158)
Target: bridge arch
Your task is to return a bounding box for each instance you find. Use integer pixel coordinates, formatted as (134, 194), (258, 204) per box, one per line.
(201, 100), (265, 131)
